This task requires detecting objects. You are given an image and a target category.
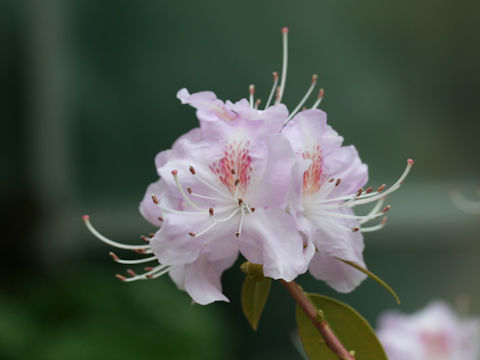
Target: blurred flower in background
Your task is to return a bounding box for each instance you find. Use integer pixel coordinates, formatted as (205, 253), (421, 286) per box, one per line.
(377, 301), (480, 360)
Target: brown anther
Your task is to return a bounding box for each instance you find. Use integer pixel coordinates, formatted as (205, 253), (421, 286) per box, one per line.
(318, 88), (324, 99)
(238, 198), (243, 205)
(189, 232), (196, 237)
(127, 269), (137, 277)
(151, 194), (159, 204)
(312, 74), (318, 83)
(209, 208), (214, 216)
(381, 217), (388, 225)
(382, 205), (391, 213)
(158, 216), (163, 222)
(187, 187), (192, 194)
(255, 99), (261, 107)
(356, 188), (363, 197)
(273, 72), (278, 81)
(235, 232), (240, 238)
(302, 106), (307, 111)
(328, 178), (335, 183)
(189, 165), (196, 174)
(352, 227), (360, 232)
(109, 252), (119, 261)
(335, 178), (342, 187)
(115, 274), (127, 281)
(148, 233), (155, 238)
(249, 84), (255, 95)
(377, 184), (386, 192)
(144, 267), (154, 272)
(365, 186), (373, 194)
(133, 249), (146, 254)
(234, 179), (240, 186)
(275, 86), (281, 100)
(146, 274), (153, 279)
(231, 169), (236, 174)
(171, 169), (178, 176)
(250, 207), (255, 213)
(141, 235), (150, 242)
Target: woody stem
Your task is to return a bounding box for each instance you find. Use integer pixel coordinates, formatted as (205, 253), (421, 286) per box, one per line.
(279, 280), (355, 360)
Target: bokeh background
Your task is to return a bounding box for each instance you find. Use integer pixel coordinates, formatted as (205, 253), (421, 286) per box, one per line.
(2, 0), (480, 359)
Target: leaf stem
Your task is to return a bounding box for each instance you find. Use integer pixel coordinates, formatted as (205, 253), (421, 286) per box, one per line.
(279, 280), (355, 360)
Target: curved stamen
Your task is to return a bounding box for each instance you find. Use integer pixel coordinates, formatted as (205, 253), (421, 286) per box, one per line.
(210, 207), (241, 223)
(358, 198), (385, 225)
(276, 27), (289, 104)
(283, 74), (318, 125)
(314, 159), (414, 207)
(190, 221), (218, 238)
(150, 266), (174, 279)
(119, 264), (171, 282)
(109, 252), (158, 265)
(83, 215), (150, 251)
(189, 166), (232, 199)
(348, 159), (414, 207)
(254, 99), (261, 110)
(360, 217), (388, 232)
(172, 170), (206, 211)
(311, 88), (324, 109)
(188, 188), (226, 202)
(235, 208), (246, 238)
(264, 72), (278, 109)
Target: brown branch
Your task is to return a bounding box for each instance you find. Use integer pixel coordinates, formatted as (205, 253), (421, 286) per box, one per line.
(279, 280), (355, 360)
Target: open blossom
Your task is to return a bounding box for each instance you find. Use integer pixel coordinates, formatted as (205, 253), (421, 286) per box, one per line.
(377, 301), (480, 360)
(83, 27), (413, 305)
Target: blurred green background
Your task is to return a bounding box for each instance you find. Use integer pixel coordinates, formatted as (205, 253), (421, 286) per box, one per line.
(2, 0), (480, 359)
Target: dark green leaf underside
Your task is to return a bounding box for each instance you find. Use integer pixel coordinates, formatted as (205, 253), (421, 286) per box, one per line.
(241, 275), (271, 331)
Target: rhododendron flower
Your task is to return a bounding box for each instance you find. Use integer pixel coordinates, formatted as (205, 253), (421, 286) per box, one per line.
(283, 109), (413, 293)
(377, 301), (480, 360)
(83, 27), (413, 305)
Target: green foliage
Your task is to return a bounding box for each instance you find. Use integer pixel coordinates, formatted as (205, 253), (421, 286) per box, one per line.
(0, 268), (231, 360)
(336, 258), (400, 304)
(241, 269), (272, 331)
(296, 293), (387, 360)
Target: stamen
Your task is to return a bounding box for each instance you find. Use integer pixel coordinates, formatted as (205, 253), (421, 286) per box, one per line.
(358, 198), (385, 225)
(189, 166), (231, 199)
(83, 215), (150, 251)
(192, 221), (218, 237)
(360, 217), (388, 232)
(283, 74), (318, 125)
(276, 27), (289, 104)
(209, 207), (214, 216)
(264, 72), (279, 109)
(254, 98), (261, 110)
(127, 269), (137, 277)
(348, 159), (414, 206)
(172, 169), (206, 211)
(312, 88), (325, 109)
(249, 84), (255, 108)
(118, 264), (171, 282)
(236, 208), (246, 238)
(109, 252), (158, 265)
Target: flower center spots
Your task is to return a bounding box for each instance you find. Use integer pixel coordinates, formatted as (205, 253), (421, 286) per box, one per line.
(210, 140), (252, 195)
(302, 145), (324, 196)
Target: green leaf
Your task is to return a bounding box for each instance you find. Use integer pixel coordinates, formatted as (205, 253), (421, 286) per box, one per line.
(296, 293), (387, 360)
(241, 274), (271, 331)
(336, 258), (400, 304)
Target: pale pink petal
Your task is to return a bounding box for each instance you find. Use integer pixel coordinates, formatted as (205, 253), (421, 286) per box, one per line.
(176, 88), (237, 123)
(240, 207), (307, 281)
(308, 208), (367, 293)
(323, 145), (368, 197)
(139, 179), (170, 227)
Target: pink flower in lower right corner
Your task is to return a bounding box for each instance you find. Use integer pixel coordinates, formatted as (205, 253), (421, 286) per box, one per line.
(377, 301), (480, 360)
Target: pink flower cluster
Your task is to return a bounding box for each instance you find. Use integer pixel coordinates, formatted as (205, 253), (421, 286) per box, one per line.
(83, 28), (413, 305)
(377, 301), (480, 360)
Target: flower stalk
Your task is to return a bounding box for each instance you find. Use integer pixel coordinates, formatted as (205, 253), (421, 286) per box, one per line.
(279, 280), (355, 360)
